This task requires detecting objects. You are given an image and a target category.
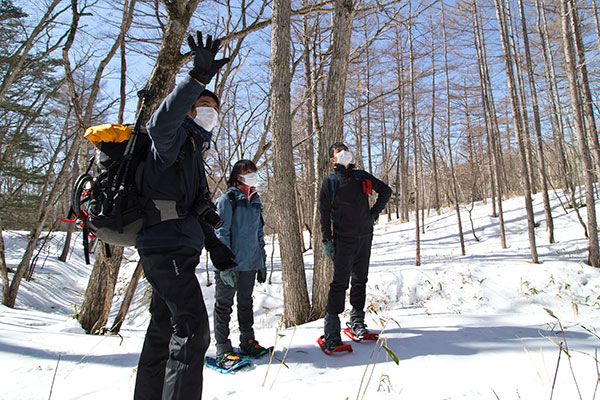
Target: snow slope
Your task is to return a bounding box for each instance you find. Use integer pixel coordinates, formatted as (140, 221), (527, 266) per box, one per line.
(1, 189), (599, 400)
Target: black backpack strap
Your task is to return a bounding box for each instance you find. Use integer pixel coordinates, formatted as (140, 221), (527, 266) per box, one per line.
(227, 190), (237, 215)
(326, 173), (338, 209)
(226, 189), (266, 227)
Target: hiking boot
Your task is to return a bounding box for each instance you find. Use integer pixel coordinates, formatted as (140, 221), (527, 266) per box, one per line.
(323, 333), (343, 351)
(238, 338), (266, 357)
(349, 308), (368, 338)
(347, 321), (368, 338)
(216, 351), (244, 369)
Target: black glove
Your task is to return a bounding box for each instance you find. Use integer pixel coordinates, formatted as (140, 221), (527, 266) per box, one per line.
(187, 31), (230, 84)
(205, 240), (237, 271)
(370, 210), (379, 225)
(257, 268), (267, 284)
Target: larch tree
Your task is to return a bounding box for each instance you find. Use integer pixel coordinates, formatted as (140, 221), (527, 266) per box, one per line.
(270, 0), (312, 326)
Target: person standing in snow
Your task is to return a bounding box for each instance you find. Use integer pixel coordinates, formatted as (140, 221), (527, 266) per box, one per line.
(134, 32), (235, 400)
(319, 142), (392, 351)
(211, 159), (269, 369)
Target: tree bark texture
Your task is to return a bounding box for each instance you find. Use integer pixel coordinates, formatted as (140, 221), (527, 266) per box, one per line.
(270, 0), (312, 326)
(110, 261), (144, 334)
(493, 0), (539, 263)
(79, 245), (124, 333)
(311, 0), (354, 317)
(560, 0), (600, 268)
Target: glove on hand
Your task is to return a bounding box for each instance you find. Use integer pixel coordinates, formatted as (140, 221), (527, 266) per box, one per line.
(187, 31), (230, 84)
(323, 240), (335, 261)
(207, 240), (237, 271)
(220, 269), (237, 287)
(370, 211), (379, 225)
(257, 268), (267, 284)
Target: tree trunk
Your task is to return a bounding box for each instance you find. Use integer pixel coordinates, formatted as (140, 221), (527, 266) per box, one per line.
(518, 0), (554, 243)
(430, 19), (440, 216)
(302, 6), (316, 233)
(0, 219), (9, 302)
(569, 0), (600, 179)
(364, 22), (373, 174)
(560, 0), (600, 268)
(409, 1), (421, 266)
(311, 0), (354, 317)
(472, 0), (506, 249)
(110, 261), (143, 333)
(394, 27), (408, 223)
(79, 244), (124, 333)
(271, 0), (311, 326)
(442, 2), (465, 256)
(493, 0), (539, 263)
(505, 0), (537, 196)
(536, 0), (571, 197)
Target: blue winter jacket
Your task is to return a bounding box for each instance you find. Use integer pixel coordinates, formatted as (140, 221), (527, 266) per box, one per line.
(215, 187), (266, 271)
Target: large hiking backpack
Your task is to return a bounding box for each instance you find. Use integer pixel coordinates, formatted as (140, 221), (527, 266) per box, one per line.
(67, 93), (151, 263)
(69, 123), (149, 261)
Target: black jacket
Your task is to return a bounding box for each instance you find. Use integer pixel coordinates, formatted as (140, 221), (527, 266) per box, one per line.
(136, 75), (215, 251)
(319, 165), (392, 241)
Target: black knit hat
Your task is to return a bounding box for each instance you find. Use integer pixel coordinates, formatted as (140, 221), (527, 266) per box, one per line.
(198, 89), (220, 108)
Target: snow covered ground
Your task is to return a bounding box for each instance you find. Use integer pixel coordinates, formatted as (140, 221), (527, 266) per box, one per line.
(1, 189), (599, 400)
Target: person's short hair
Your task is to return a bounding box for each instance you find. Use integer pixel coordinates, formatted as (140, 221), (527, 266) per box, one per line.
(329, 142), (349, 158)
(198, 89), (220, 108)
(228, 159), (258, 187)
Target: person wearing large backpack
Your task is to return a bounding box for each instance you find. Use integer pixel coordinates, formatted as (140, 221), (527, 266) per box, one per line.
(318, 142), (392, 351)
(211, 159), (268, 369)
(133, 32), (234, 400)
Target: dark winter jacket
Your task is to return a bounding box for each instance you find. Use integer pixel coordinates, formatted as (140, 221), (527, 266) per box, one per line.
(135, 75), (215, 251)
(319, 165), (392, 241)
(215, 187), (266, 271)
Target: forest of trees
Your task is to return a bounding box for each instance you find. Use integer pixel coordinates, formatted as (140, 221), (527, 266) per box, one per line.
(0, 0), (598, 331)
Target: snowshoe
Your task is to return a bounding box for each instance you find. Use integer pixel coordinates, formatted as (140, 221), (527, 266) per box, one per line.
(317, 335), (353, 355)
(205, 352), (251, 374)
(238, 339), (272, 359)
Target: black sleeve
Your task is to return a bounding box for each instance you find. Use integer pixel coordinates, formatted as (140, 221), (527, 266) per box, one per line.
(318, 177), (333, 241)
(201, 220), (220, 250)
(366, 172), (392, 217)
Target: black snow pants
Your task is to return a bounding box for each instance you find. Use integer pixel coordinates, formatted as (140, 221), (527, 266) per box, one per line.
(134, 247), (210, 400)
(326, 233), (373, 315)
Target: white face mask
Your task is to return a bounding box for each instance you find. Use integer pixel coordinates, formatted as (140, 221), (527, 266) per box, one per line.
(194, 107), (219, 132)
(239, 172), (258, 187)
(335, 150), (354, 167)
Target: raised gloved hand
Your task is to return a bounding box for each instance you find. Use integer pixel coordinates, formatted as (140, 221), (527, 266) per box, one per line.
(220, 269), (237, 287)
(256, 268), (267, 284)
(323, 240), (335, 261)
(187, 31), (230, 84)
(206, 240), (237, 271)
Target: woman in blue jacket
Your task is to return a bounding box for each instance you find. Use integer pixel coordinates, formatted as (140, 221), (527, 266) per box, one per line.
(213, 159), (268, 368)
